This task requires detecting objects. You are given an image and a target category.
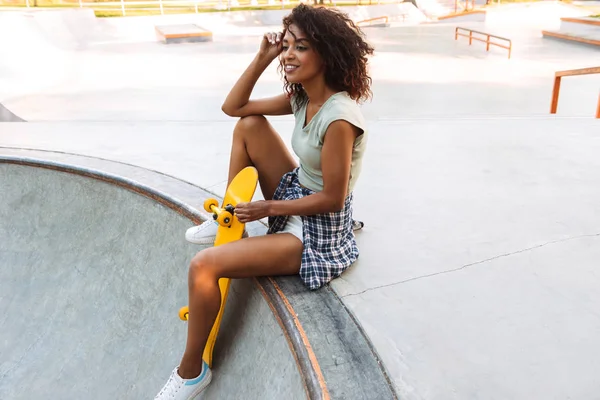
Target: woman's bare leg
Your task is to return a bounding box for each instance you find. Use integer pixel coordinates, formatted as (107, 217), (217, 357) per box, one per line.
(227, 115), (297, 201)
(176, 115), (299, 378)
(178, 233), (302, 378)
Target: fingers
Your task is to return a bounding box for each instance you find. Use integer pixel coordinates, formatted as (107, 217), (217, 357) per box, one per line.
(234, 202), (262, 223)
(235, 211), (251, 224)
(263, 31), (282, 45)
(234, 203), (250, 221)
(235, 202), (248, 211)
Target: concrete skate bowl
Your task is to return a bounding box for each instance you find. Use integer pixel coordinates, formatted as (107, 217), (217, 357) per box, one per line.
(0, 104), (24, 122)
(0, 152), (396, 400)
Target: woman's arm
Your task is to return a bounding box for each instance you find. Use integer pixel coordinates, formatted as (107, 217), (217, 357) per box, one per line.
(221, 32), (293, 118)
(234, 120), (359, 222)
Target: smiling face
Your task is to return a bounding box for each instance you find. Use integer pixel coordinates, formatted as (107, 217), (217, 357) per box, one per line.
(281, 24), (325, 85)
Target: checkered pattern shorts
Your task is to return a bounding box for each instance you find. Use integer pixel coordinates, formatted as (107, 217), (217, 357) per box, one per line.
(267, 168), (359, 290)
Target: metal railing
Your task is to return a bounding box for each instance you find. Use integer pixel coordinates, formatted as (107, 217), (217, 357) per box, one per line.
(550, 66), (600, 119)
(455, 27), (512, 59)
(453, 0), (474, 13)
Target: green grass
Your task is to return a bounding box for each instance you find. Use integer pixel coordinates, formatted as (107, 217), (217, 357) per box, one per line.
(0, 0), (377, 17)
(92, 2), (362, 17)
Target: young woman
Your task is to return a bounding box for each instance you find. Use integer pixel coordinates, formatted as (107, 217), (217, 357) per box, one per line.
(155, 4), (374, 399)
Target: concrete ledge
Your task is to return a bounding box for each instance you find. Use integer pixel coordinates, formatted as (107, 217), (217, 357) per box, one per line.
(357, 16), (392, 28)
(0, 149), (398, 400)
(437, 9), (486, 22)
(560, 17), (600, 27)
(542, 30), (600, 48)
(155, 24), (213, 44)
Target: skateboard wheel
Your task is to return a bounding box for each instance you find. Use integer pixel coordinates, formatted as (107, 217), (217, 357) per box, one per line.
(217, 211), (233, 227)
(179, 306), (189, 321)
(204, 198), (219, 213)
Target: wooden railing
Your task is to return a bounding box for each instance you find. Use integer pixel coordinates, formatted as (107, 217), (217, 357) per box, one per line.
(455, 27), (512, 59)
(550, 67), (600, 119)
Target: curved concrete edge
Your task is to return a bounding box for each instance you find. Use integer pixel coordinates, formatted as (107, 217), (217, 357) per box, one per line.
(0, 103), (25, 122)
(0, 149), (399, 400)
(259, 277), (399, 400)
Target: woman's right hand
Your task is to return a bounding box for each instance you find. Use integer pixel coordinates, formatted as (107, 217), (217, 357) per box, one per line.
(258, 31), (284, 61)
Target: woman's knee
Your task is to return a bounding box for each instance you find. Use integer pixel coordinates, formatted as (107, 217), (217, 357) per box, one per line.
(233, 115), (268, 138)
(188, 249), (218, 288)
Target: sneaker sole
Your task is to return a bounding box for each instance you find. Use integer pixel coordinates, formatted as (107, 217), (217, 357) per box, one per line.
(187, 369), (212, 400)
(185, 230), (248, 245)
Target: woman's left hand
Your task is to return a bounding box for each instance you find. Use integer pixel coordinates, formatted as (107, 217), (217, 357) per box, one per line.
(235, 201), (270, 223)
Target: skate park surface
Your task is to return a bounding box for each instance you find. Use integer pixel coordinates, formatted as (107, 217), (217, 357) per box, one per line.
(1, 2), (600, 399)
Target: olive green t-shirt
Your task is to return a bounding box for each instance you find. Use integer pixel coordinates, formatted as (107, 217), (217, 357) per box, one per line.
(290, 91), (368, 193)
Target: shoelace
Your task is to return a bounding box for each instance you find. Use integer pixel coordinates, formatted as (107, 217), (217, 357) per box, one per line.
(156, 370), (183, 399)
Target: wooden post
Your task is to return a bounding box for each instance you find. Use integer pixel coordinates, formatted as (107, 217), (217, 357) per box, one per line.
(469, 31), (472, 45)
(550, 76), (561, 114)
(596, 93), (600, 119)
(508, 43), (511, 59)
(486, 35), (490, 51)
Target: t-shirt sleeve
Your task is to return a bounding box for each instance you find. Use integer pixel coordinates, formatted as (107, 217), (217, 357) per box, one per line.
(317, 100), (366, 144)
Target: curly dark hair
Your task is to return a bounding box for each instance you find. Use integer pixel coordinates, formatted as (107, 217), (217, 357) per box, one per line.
(279, 4), (374, 108)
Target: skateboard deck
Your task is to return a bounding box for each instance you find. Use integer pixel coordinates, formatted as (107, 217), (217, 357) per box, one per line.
(178, 166), (258, 368)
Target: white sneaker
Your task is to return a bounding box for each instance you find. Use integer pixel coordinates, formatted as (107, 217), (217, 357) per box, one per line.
(154, 362), (212, 400)
(185, 219), (248, 245)
(185, 220), (219, 245)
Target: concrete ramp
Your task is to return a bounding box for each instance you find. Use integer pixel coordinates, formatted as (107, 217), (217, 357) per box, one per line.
(0, 153), (396, 400)
(0, 103), (24, 121)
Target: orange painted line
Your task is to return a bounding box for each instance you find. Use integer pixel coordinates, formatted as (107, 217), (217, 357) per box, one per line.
(542, 30), (600, 47)
(254, 278), (311, 397)
(560, 17), (600, 27)
(270, 278), (330, 399)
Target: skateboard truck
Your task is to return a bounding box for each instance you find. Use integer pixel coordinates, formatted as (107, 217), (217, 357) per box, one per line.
(204, 199), (235, 227)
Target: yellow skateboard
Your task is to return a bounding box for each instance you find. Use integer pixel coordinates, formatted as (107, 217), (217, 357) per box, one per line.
(178, 166), (259, 368)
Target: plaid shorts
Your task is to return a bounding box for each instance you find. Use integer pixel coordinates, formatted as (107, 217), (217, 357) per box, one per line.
(267, 168), (359, 290)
